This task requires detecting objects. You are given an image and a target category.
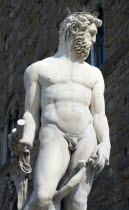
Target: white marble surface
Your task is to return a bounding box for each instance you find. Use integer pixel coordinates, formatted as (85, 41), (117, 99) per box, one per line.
(9, 12), (111, 210)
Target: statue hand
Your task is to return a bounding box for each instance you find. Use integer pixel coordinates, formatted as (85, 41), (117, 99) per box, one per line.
(8, 128), (20, 154)
(19, 138), (33, 150)
(78, 160), (87, 169)
(88, 142), (111, 174)
(8, 128), (33, 154)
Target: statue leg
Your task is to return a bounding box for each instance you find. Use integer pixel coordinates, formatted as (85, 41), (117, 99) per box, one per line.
(23, 125), (70, 210)
(63, 124), (97, 210)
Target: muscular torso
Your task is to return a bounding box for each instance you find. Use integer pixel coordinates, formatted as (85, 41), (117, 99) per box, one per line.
(37, 57), (97, 135)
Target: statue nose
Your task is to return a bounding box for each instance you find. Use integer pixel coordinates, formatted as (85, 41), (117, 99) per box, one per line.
(91, 36), (96, 42)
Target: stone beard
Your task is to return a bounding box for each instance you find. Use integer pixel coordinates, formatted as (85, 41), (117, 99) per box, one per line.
(74, 31), (92, 60)
(58, 12), (102, 61)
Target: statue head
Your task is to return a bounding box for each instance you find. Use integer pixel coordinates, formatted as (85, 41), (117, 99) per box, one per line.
(59, 12), (102, 61)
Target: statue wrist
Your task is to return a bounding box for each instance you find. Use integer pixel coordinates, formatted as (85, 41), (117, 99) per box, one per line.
(99, 141), (111, 149)
(20, 136), (34, 148)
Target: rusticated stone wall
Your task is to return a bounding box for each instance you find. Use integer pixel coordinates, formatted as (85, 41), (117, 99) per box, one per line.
(86, 0), (129, 209)
(88, 50), (129, 210)
(0, 0), (129, 209)
(0, 0), (82, 165)
(0, 0), (81, 208)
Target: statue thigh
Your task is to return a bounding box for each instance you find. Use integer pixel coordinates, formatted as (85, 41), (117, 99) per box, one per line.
(25, 126), (70, 209)
(63, 124), (97, 210)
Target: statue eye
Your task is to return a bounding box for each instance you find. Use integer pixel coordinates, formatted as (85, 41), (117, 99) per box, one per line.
(81, 24), (86, 31)
(91, 32), (95, 36)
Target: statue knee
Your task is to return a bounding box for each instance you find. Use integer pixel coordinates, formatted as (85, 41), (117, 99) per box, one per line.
(35, 190), (52, 208)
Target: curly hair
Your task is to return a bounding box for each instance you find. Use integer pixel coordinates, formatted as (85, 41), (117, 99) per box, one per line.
(59, 12), (102, 45)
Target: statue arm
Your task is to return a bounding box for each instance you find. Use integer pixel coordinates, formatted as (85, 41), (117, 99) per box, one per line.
(89, 69), (111, 172)
(21, 64), (40, 148)
(90, 69), (110, 147)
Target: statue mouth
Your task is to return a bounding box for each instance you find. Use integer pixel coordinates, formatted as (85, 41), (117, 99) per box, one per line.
(74, 36), (93, 61)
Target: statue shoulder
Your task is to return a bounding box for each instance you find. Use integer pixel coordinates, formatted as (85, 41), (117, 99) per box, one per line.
(91, 66), (105, 91)
(24, 61), (41, 79)
(89, 65), (104, 82)
(94, 67), (104, 84)
(24, 57), (54, 88)
(24, 61), (42, 89)
(24, 58), (48, 80)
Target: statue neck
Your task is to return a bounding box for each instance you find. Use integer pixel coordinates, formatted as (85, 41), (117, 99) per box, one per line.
(55, 37), (84, 63)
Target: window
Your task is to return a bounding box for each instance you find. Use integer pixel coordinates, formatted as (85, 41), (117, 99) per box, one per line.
(86, 6), (106, 67)
(3, 95), (19, 164)
(7, 109), (19, 159)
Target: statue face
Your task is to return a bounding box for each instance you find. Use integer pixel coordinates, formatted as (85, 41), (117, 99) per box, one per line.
(71, 22), (97, 61)
(86, 23), (97, 44)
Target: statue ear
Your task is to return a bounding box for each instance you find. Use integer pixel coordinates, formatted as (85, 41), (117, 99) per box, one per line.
(70, 23), (79, 34)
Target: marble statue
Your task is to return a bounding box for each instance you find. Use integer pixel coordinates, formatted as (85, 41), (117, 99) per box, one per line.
(9, 12), (111, 210)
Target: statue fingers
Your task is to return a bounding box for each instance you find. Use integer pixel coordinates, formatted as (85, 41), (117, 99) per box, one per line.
(8, 133), (18, 146)
(92, 157), (101, 169)
(9, 142), (18, 152)
(95, 159), (105, 175)
(19, 138), (28, 144)
(8, 132), (20, 153)
(91, 147), (99, 159)
(98, 155), (108, 168)
(90, 151), (104, 170)
(78, 160), (87, 169)
(87, 157), (96, 167)
(104, 155), (109, 165)
(92, 162), (99, 169)
(11, 129), (18, 142)
(10, 145), (19, 153)
(91, 148), (97, 157)
(19, 138), (33, 149)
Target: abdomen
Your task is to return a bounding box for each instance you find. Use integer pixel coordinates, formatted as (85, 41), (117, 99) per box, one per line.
(41, 101), (93, 134)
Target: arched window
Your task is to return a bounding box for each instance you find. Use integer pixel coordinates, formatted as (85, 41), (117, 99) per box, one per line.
(7, 108), (19, 159)
(94, 6), (106, 66)
(3, 94), (19, 164)
(86, 6), (106, 67)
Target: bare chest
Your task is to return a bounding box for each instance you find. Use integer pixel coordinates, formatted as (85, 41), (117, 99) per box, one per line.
(38, 66), (96, 90)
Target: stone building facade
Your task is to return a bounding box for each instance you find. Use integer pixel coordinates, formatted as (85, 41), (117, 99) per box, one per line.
(0, 0), (129, 209)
